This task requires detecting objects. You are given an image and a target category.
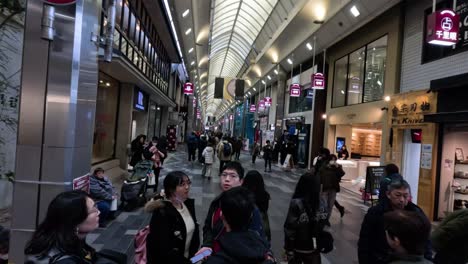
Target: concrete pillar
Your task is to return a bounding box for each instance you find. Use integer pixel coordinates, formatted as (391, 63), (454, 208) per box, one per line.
(116, 84), (134, 169)
(275, 71), (287, 139)
(9, 0), (102, 261)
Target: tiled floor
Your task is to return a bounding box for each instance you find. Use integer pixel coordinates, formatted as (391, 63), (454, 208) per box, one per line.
(89, 147), (369, 264)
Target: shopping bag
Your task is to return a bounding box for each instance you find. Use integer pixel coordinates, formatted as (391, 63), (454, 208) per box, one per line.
(283, 154), (292, 168)
(110, 198), (118, 211)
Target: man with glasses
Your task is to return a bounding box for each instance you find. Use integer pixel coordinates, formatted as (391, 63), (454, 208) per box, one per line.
(196, 161), (266, 257)
(358, 179), (432, 264)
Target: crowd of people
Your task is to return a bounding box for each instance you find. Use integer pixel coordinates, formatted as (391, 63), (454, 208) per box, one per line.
(2, 134), (468, 264)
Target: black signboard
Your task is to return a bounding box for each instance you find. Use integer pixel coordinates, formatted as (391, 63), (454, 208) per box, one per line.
(364, 166), (386, 204)
(133, 87), (148, 112)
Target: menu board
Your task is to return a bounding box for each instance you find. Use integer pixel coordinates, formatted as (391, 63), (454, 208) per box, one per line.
(365, 166), (386, 196)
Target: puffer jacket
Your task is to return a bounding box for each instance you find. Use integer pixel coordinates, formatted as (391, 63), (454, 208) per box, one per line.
(202, 146), (215, 164)
(89, 175), (114, 202)
(144, 198), (200, 264)
(431, 209), (468, 264)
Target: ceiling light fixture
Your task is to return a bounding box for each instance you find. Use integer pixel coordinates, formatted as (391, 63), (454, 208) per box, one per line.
(182, 9), (190, 17)
(350, 5), (360, 17)
(253, 88), (257, 91)
(262, 80), (266, 85)
(306, 43), (313, 50)
(188, 48), (194, 53)
(191, 61), (195, 65)
(185, 28), (192, 35)
(287, 58), (293, 64)
(267, 75), (271, 80)
(274, 69), (278, 75)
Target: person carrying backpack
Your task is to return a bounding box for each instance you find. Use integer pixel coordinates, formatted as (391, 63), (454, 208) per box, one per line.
(217, 136), (233, 175)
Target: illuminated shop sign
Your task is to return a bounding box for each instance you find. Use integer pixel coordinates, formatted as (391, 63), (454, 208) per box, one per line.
(427, 9), (460, 46)
(312, 73), (325, 90)
(184, 82), (194, 95)
(290, 84), (301, 97)
(264, 97), (272, 107)
(249, 104), (256, 112)
(134, 88), (148, 111)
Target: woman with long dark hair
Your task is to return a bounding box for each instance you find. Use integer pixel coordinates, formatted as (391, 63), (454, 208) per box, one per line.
(284, 173), (330, 264)
(242, 170), (271, 241)
(144, 171), (200, 263)
(130, 134), (147, 167)
(25, 191), (100, 263)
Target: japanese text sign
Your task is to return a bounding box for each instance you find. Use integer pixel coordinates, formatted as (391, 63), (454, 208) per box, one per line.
(73, 174), (90, 193)
(264, 97), (272, 106)
(184, 82), (194, 95)
(312, 73), (325, 90)
(250, 104), (256, 112)
(427, 9), (460, 46)
(290, 84), (301, 97)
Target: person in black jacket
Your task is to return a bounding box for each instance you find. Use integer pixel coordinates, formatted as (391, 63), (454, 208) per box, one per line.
(129, 134), (147, 167)
(263, 140), (273, 172)
(284, 173), (329, 264)
(158, 135), (168, 166)
(205, 187), (275, 264)
(319, 155), (345, 221)
(145, 171), (200, 264)
(198, 136), (208, 162)
(196, 162), (266, 256)
(243, 170), (271, 242)
(358, 179), (432, 264)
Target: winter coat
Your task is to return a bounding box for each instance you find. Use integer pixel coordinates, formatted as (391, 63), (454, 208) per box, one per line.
(233, 139), (243, 152)
(89, 175), (114, 202)
(187, 135), (198, 151)
(431, 209), (468, 264)
(202, 146), (215, 165)
(388, 254), (433, 264)
(252, 144), (261, 156)
(144, 198), (200, 264)
(262, 145), (273, 160)
(216, 141), (233, 161)
(319, 163), (345, 192)
(199, 138), (208, 152)
(358, 202), (432, 264)
(130, 142), (145, 167)
(205, 231), (274, 264)
(284, 198), (323, 252)
(202, 195), (266, 251)
(25, 244), (97, 264)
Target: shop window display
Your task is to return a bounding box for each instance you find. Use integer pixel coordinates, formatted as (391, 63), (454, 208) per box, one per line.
(332, 35), (388, 107)
(92, 73), (119, 164)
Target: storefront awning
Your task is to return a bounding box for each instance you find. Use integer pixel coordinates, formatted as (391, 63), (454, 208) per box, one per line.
(429, 72), (468, 92)
(424, 111), (468, 123)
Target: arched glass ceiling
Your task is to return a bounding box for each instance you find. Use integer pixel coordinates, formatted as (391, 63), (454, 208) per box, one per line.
(207, 0), (277, 116)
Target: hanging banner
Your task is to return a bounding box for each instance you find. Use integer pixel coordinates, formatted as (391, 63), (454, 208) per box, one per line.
(250, 104), (257, 112)
(290, 84), (301, 97)
(184, 82), (194, 95)
(312, 73), (325, 90)
(426, 9), (460, 46)
(193, 98), (196, 108)
(196, 109), (201, 119)
(264, 97), (272, 106)
(258, 99), (265, 112)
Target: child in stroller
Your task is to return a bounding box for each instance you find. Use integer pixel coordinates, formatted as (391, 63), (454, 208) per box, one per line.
(121, 150), (154, 211)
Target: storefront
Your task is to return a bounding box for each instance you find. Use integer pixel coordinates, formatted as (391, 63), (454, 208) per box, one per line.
(93, 72), (120, 164)
(386, 91), (438, 218)
(324, 4), (404, 195)
(424, 72), (468, 220)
